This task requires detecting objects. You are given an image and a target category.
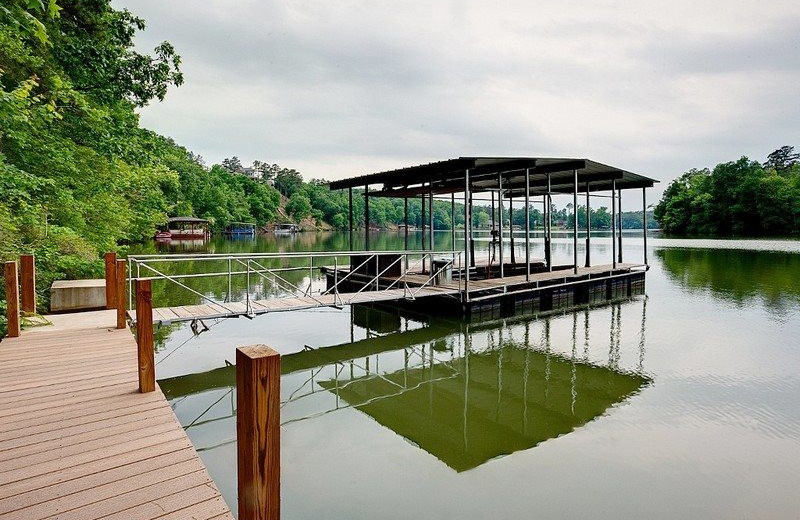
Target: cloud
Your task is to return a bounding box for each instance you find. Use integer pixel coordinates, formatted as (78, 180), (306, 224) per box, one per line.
(114, 0), (800, 205)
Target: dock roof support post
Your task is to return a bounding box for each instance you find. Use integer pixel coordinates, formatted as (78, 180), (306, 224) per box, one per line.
(104, 252), (117, 309)
(469, 190), (475, 268)
(498, 172), (504, 278)
(429, 184), (434, 253)
(618, 187), (623, 264)
(404, 197), (409, 269)
(116, 259), (126, 329)
(546, 172), (552, 272)
(524, 168), (531, 282)
(20, 254), (35, 314)
(451, 193), (456, 248)
(4, 261), (20, 337)
(585, 182), (591, 267)
(464, 169), (471, 301)
(573, 168), (579, 275)
(236, 345), (280, 520)
(134, 279), (155, 393)
(611, 179), (617, 269)
(348, 187), (353, 251)
(509, 194), (516, 265)
(642, 187), (648, 266)
(364, 185), (370, 250)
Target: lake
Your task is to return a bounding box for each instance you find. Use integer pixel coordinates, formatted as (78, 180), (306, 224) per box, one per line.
(131, 231), (800, 519)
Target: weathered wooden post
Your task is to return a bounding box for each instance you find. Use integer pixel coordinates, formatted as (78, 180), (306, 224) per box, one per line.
(4, 261), (20, 338)
(116, 259), (127, 329)
(20, 254), (35, 313)
(135, 279), (155, 392)
(104, 252), (117, 309)
(236, 345), (280, 520)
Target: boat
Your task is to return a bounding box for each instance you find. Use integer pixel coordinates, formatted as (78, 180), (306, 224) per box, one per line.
(274, 223), (301, 234)
(223, 222), (257, 236)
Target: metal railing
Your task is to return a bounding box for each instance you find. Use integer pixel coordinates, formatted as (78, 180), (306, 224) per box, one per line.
(127, 249), (465, 314)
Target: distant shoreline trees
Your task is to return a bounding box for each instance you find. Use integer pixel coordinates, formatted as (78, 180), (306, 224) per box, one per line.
(654, 147), (800, 236)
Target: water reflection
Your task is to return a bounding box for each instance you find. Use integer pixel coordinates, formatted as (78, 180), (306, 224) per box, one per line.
(657, 248), (800, 309)
(160, 298), (651, 473)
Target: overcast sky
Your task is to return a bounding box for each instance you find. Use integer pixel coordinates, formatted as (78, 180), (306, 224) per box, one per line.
(115, 0), (800, 203)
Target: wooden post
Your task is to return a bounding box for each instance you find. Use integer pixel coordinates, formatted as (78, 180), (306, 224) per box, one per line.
(236, 345), (281, 520)
(4, 262), (20, 338)
(135, 279), (155, 393)
(20, 254), (35, 313)
(104, 252), (117, 309)
(116, 259), (127, 329)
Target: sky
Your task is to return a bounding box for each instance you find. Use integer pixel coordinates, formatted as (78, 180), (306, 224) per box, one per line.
(115, 0), (800, 205)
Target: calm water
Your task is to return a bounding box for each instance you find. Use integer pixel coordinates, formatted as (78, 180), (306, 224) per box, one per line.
(132, 231), (800, 519)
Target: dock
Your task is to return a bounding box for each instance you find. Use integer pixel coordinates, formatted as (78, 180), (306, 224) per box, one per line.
(0, 310), (233, 520)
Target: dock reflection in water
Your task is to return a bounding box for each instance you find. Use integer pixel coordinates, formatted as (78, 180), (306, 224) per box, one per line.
(160, 296), (651, 475)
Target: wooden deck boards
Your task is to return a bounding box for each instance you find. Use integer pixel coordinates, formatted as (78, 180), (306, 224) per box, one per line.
(0, 310), (233, 520)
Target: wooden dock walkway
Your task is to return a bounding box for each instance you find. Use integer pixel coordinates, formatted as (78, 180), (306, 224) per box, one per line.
(0, 310), (233, 520)
(135, 286), (461, 325)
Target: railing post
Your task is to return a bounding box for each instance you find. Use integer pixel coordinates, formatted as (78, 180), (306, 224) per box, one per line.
(236, 345), (280, 520)
(116, 259), (127, 329)
(104, 252), (117, 309)
(4, 261), (20, 337)
(135, 279), (155, 393)
(20, 254), (35, 313)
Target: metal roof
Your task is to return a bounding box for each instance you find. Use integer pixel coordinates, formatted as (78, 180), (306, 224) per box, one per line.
(168, 216), (209, 223)
(328, 157), (657, 196)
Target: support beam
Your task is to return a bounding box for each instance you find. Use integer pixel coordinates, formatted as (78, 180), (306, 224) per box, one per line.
(421, 192), (426, 250)
(104, 252), (117, 309)
(642, 187), (648, 266)
(116, 259), (127, 329)
(20, 254), (35, 313)
(451, 193), (456, 247)
(135, 279), (155, 393)
(469, 191), (475, 268)
(573, 169), (579, 275)
(429, 185), (434, 252)
(617, 187), (623, 263)
(611, 180), (617, 269)
(348, 187), (353, 251)
(404, 197), (409, 271)
(464, 170), (471, 299)
(585, 182), (591, 267)
(236, 345), (280, 520)
(546, 173), (552, 272)
(4, 261), (19, 338)
(498, 173), (504, 278)
(509, 194), (516, 265)
(364, 185), (370, 250)
(524, 168), (531, 281)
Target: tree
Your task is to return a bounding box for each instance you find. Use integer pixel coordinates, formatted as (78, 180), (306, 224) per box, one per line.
(221, 156), (244, 173)
(764, 146), (800, 173)
(286, 193), (312, 220)
(274, 168), (303, 196)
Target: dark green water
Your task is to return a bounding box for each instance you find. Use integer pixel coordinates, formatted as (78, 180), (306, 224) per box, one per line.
(132, 232), (800, 519)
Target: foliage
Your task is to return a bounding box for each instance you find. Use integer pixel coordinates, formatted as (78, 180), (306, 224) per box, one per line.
(0, 0), (282, 321)
(654, 148), (800, 235)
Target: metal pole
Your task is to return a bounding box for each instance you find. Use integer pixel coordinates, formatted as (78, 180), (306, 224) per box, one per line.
(642, 186), (648, 266)
(546, 172), (552, 272)
(421, 192), (426, 272)
(524, 168), (531, 281)
(585, 182), (591, 267)
(573, 168), (578, 275)
(611, 179), (617, 269)
(348, 187), (353, 250)
(469, 191), (475, 268)
(464, 169), (470, 301)
(364, 184), (370, 251)
(429, 185), (434, 253)
(617, 187), (623, 264)
(498, 173), (504, 278)
(509, 194), (515, 265)
(451, 193), (456, 247)
(404, 197), (409, 270)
